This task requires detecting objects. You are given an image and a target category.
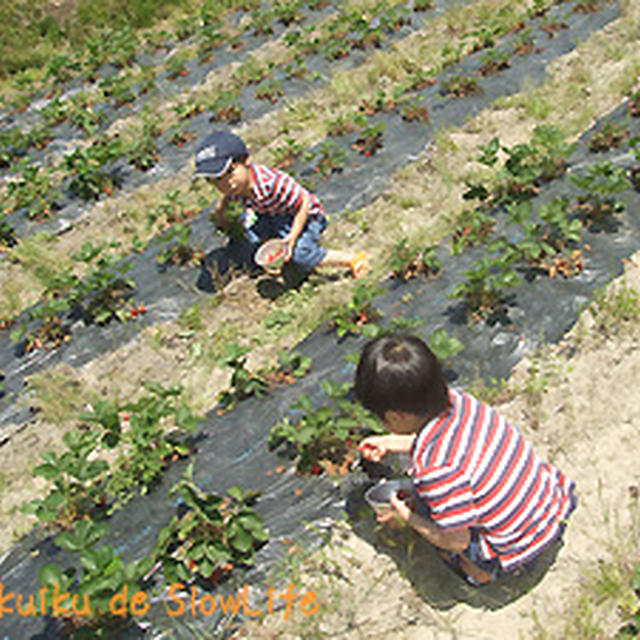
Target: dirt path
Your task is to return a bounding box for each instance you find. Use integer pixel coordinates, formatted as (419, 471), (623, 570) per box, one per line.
(234, 254), (640, 640)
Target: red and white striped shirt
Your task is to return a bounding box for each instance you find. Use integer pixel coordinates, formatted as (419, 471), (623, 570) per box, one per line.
(245, 163), (323, 218)
(408, 389), (576, 571)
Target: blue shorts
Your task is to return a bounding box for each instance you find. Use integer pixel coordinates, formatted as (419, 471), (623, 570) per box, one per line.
(243, 212), (328, 272)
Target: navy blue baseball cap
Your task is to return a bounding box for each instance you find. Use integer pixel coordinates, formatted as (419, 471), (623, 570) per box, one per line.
(194, 131), (248, 178)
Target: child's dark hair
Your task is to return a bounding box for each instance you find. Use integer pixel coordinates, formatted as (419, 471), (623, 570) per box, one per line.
(354, 335), (450, 421)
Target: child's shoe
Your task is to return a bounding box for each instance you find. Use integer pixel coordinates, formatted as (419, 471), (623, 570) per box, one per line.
(350, 251), (371, 279)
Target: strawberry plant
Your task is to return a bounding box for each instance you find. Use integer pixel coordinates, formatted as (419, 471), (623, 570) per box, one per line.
(503, 198), (583, 278)
(144, 464), (268, 585)
(68, 97), (106, 136)
(573, 0), (602, 13)
(147, 189), (190, 228)
(313, 140), (346, 178)
(469, 18), (507, 51)
(324, 37), (352, 60)
(263, 349), (312, 386)
(156, 222), (202, 267)
(39, 519), (145, 639)
(327, 112), (368, 137)
(400, 96), (430, 123)
(0, 213), (17, 250)
(269, 138), (308, 169)
(6, 164), (62, 220)
(359, 89), (397, 115)
(474, 126), (575, 204)
(27, 122), (55, 152)
(39, 94), (71, 127)
(428, 328), (464, 363)
(450, 252), (521, 322)
(173, 97), (204, 121)
(197, 24), (224, 62)
(166, 49), (191, 79)
(269, 380), (385, 475)
(207, 90), (243, 123)
(440, 74), (482, 97)
(273, 0), (304, 26)
(216, 343), (269, 412)
(10, 295), (72, 352)
(276, 349), (312, 379)
(46, 53), (82, 83)
(413, 0), (435, 10)
(21, 428), (108, 529)
(65, 137), (124, 200)
(69, 242), (135, 325)
(175, 15), (200, 40)
(479, 48), (511, 75)
(232, 57), (270, 86)
(283, 58), (308, 80)
(98, 74), (136, 108)
(450, 208), (496, 254)
(254, 77), (284, 103)
(389, 237), (441, 279)
(353, 121), (386, 156)
(330, 281), (384, 338)
(612, 561), (640, 639)
(587, 121), (630, 152)
(512, 28), (537, 55)
(126, 110), (161, 171)
(248, 8), (275, 36)
(106, 26), (140, 68)
(0, 127), (29, 167)
(82, 382), (200, 509)
(570, 160), (631, 226)
(167, 122), (196, 147)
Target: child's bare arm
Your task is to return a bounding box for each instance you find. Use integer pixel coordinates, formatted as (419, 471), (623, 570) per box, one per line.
(282, 191), (311, 259)
(211, 193), (230, 232)
(358, 435), (415, 462)
(386, 494), (471, 552)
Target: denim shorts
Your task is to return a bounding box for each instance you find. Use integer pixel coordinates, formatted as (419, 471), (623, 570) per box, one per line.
(243, 212), (328, 272)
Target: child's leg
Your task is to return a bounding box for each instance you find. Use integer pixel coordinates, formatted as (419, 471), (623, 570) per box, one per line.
(437, 534), (500, 587)
(288, 215), (329, 273)
(320, 249), (370, 277)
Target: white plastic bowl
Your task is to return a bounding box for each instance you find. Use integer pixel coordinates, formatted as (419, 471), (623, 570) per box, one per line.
(255, 238), (287, 275)
(364, 478), (413, 517)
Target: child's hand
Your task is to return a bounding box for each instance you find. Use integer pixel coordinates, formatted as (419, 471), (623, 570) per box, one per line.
(358, 437), (389, 462)
(389, 493), (412, 523)
(376, 492), (412, 528)
(282, 233), (296, 262)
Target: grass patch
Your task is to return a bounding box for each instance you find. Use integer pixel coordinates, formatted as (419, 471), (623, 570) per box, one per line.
(26, 365), (91, 424)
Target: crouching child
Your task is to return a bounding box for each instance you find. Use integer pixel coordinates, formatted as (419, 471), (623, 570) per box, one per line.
(355, 335), (577, 586)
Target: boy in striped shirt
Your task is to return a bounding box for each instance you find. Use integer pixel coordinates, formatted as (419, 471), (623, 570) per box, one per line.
(355, 335), (577, 585)
(194, 131), (370, 278)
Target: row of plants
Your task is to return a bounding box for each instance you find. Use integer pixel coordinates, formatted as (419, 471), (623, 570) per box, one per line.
(0, 0), (413, 161)
(318, 122), (635, 332)
(0, 0), (605, 233)
(1, 0), (336, 107)
(9, 241), (139, 352)
(18, 378), (270, 638)
(0, 0), (568, 171)
(450, 127), (635, 321)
